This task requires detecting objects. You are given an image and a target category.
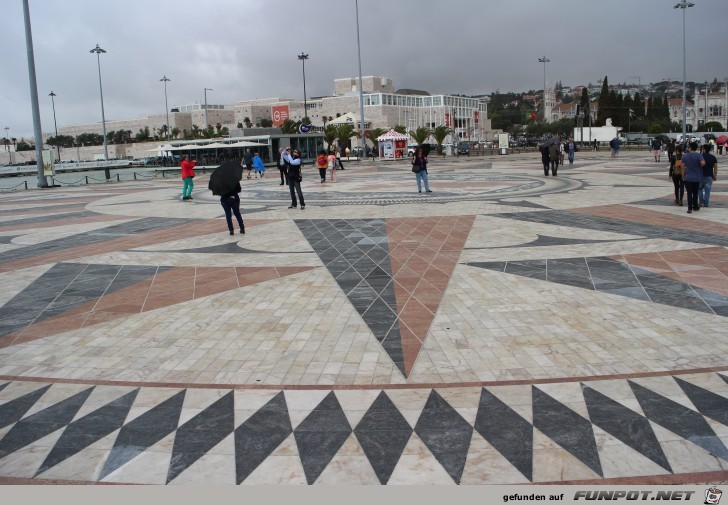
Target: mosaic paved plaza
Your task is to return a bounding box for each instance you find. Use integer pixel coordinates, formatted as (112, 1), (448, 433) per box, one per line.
(0, 150), (726, 485)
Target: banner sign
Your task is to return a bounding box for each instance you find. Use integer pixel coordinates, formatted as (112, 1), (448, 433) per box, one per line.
(272, 105), (290, 127)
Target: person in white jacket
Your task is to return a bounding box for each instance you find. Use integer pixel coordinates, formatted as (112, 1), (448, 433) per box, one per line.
(281, 147), (305, 209)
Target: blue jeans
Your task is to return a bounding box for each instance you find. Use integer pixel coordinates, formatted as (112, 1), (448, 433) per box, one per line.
(415, 170), (430, 192)
(699, 176), (713, 206)
(568, 151), (574, 163)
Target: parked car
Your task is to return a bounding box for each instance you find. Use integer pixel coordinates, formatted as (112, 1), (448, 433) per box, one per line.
(456, 143), (470, 155)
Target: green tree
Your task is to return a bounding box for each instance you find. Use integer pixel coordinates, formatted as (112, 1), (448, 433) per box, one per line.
(393, 124), (406, 134)
(323, 125), (338, 150)
(647, 123), (664, 134)
(596, 76), (610, 126)
(365, 128), (387, 151)
(409, 127), (432, 147)
(47, 135), (75, 148)
(171, 127), (180, 139)
(335, 124), (358, 150)
(135, 126), (151, 142)
(16, 140), (34, 151)
(432, 125), (454, 155)
(281, 119), (297, 134)
(259, 118), (273, 128)
(243, 117), (252, 128)
(699, 121), (724, 131)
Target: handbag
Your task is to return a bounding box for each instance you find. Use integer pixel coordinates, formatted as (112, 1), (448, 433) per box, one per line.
(411, 158), (421, 173)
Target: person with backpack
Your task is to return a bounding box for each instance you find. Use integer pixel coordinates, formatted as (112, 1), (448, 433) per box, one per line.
(316, 150), (328, 183)
(682, 142), (705, 214)
(670, 145), (685, 207)
(243, 148), (254, 179)
(282, 147), (305, 209)
(253, 151), (265, 178)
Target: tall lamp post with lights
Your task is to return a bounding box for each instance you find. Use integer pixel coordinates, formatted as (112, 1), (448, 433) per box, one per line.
(354, 0), (366, 152)
(204, 87), (213, 131)
(538, 56), (550, 122)
(90, 44), (110, 179)
(297, 52), (309, 123)
(674, 1), (694, 143)
(49, 91), (60, 161)
(160, 76), (171, 141)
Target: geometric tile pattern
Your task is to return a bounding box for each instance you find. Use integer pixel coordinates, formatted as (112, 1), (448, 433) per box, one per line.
(297, 217), (473, 377)
(468, 255), (728, 316)
(0, 263), (316, 348)
(0, 374), (725, 484)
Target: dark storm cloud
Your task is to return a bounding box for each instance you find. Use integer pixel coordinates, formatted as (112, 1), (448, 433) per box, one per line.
(1, 0), (725, 138)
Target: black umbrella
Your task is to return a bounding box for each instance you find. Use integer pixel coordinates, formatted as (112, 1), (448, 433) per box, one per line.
(209, 160), (244, 196)
(540, 135), (559, 148)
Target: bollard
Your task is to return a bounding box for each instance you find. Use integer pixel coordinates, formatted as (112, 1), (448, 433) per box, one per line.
(117, 174), (120, 182)
(85, 176), (89, 185)
(25, 181), (28, 190)
(134, 172), (137, 180)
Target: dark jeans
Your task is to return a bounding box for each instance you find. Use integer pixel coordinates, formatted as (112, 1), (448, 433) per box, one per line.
(684, 180), (700, 210)
(289, 179), (305, 207)
(279, 167), (288, 185)
(318, 168), (327, 181)
(672, 176), (684, 203)
(220, 194), (244, 231)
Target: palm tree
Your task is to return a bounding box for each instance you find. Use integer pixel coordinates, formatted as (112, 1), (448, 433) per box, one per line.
(324, 125), (337, 150)
(409, 127), (432, 147)
(365, 128), (386, 151)
(432, 125), (453, 155)
(336, 124), (358, 151)
(393, 124), (406, 135)
(171, 127), (180, 139)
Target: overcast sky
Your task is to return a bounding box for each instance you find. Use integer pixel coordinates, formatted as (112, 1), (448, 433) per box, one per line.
(2, 0), (727, 139)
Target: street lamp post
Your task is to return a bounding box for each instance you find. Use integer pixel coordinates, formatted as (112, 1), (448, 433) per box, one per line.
(674, 1), (694, 144)
(160, 76), (171, 141)
(538, 56), (550, 122)
(203, 87), (213, 131)
(355, 0), (366, 152)
(297, 52), (309, 123)
(90, 44), (110, 179)
(49, 91), (60, 162)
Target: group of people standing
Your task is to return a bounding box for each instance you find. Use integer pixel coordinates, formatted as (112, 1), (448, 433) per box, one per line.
(669, 141), (719, 213)
(539, 136), (578, 176)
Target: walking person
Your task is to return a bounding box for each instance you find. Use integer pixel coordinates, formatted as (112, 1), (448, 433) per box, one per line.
(253, 151), (265, 178)
(682, 142), (706, 214)
(243, 148), (254, 179)
(328, 149), (337, 182)
(282, 147), (305, 209)
(548, 137), (560, 176)
(220, 181), (245, 236)
(566, 137), (578, 164)
(180, 155), (196, 200)
(337, 146), (346, 170)
(699, 144), (718, 208)
(411, 147), (432, 193)
(651, 138), (661, 162)
(670, 145), (685, 206)
(667, 139), (676, 166)
(540, 143), (550, 175)
(277, 147), (288, 186)
(316, 150), (328, 183)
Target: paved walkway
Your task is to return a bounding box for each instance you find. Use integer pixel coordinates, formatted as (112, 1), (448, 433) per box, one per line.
(0, 151), (726, 485)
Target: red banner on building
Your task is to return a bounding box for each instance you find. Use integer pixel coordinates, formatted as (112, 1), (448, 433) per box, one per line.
(272, 105), (290, 127)
(445, 113), (451, 127)
(474, 111), (479, 125)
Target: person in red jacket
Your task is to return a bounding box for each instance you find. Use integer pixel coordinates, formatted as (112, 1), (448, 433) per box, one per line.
(180, 155), (196, 200)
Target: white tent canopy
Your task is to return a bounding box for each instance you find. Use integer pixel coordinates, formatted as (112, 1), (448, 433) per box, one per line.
(376, 129), (409, 142)
(329, 112), (360, 125)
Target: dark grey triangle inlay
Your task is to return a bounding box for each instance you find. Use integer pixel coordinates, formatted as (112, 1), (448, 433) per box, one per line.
(0, 386), (94, 460)
(474, 388), (533, 481)
(36, 388), (139, 476)
(167, 391), (235, 483)
(293, 391), (352, 484)
(354, 391), (413, 485)
(414, 390), (473, 484)
(581, 385), (671, 472)
(0, 382), (7, 393)
(532, 386), (603, 477)
(234, 392), (292, 484)
(674, 377), (728, 427)
(296, 219), (406, 376)
(99, 389), (186, 480)
(629, 381), (728, 461)
(720, 374), (728, 386)
(0, 384), (51, 429)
